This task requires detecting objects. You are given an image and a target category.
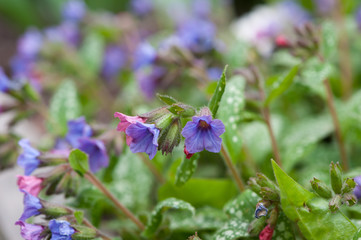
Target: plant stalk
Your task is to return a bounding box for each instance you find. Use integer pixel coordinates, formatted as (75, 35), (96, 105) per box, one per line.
(84, 171), (145, 230)
(220, 145), (245, 192)
(262, 107), (282, 167)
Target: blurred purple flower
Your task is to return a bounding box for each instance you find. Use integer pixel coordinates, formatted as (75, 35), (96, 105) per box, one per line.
(125, 122), (160, 159)
(354, 176), (361, 199)
(131, 0), (153, 16)
(17, 29), (43, 59)
(45, 22), (80, 46)
(136, 66), (166, 99)
(315, 0), (336, 14)
(66, 117), (92, 148)
(17, 139), (41, 176)
(133, 42), (157, 70)
(356, 6), (361, 30)
(49, 219), (75, 240)
(62, 0), (86, 22)
(15, 220), (44, 240)
(177, 18), (216, 53)
(207, 67), (222, 81)
(78, 138), (109, 173)
(182, 115), (225, 154)
(0, 67), (21, 92)
(19, 191), (42, 221)
(101, 45), (125, 80)
(192, 0), (211, 18)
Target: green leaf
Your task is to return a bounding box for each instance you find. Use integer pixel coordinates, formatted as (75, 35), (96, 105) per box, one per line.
(80, 32), (105, 74)
(296, 198), (357, 240)
(208, 65), (227, 117)
(49, 79), (81, 135)
(213, 218), (256, 240)
(74, 211), (84, 225)
(271, 160), (314, 221)
(175, 153), (199, 186)
(223, 189), (260, 222)
(218, 75), (246, 161)
(265, 65), (299, 106)
(68, 149), (89, 176)
(321, 20), (338, 60)
(353, 228), (361, 240)
(273, 211), (295, 240)
(143, 198), (195, 237)
(158, 178), (238, 209)
(157, 94), (178, 105)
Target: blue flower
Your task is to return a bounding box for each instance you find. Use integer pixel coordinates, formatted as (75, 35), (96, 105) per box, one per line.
(177, 18), (216, 53)
(255, 202), (268, 219)
(45, 22), (80, 47)
(17, 139), (41, 176)
(17, 29), (43, 59)
(19, 191), (42, 221)
(66, 117), (92, 148)
(207, 67), (222, 81)
(49, 219), (75, 240)
(15, 220), (44, 240)
(131, 0), (153, 16)
(78, 138), (109, 173)
(0, 67), (20, 92)
(62, 0), (86, 22)
(101, 45), (125, 80)
(181, 115), (225, 154)
(354, 176), (361, 200)
(133, 42), (157, 70)
(126, 122), (160, 159)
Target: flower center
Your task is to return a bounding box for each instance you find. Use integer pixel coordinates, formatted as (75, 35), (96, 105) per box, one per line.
(198, 120), (209, 129)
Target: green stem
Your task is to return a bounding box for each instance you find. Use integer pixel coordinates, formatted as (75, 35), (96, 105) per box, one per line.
(220, 145), (245, 192)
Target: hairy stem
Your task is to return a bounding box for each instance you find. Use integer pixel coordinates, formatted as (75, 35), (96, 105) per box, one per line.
(220, 145), (245, 192)
(262, 107), (282, 167)
(323, 80), (348, 171)
(84, 171), (145, 230)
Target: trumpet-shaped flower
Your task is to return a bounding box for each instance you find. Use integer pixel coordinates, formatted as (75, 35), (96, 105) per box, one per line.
(15, 220), (44, 240)
(181, 115), (225, 154)
(125, 122), (160, 159)
(49, 219), (75, 240)
(17, 175), (43, 197)
(17, 139), (41, 176)
(19, 191), (42, 221)
(114, 112), (146, 145)
(78, 138), (109, 173)
(66, 117), (92, 148)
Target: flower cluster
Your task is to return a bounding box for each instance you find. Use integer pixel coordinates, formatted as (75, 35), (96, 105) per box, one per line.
(115, 104), (225, 159)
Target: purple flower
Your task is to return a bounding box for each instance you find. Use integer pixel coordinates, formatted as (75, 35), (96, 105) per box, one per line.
(19, 191), (42, 221)
(49, 219), (75, 240)
(15, 220), (44, 240)
(62, 0), (86, 22)
(136, 66), (166, 99)
(17, 139), (41, 176)
(133, 42), (157, 70)
(66, 117), (92, 148)
(125, 122), (160, 159)
(0, 67), (20, 92)
(315, 0), (336, 14)
(207, 67), (222, 81)
(101, 45), (125, 80)
(192, 0), (211, 18)
(181, 115), (225, 154)
(354, 176), (361, 199)
(45, 22), (80, 47)
(78, 138), (109, 173)
(177, 18), (216, 53)
(356, 6), (361, 30)
(131, 0), (153, 16)
(17, 29), (43, 59)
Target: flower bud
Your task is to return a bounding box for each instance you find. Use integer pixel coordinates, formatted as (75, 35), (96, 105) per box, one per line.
(341, 178), (356, 194)
(255, 202), (268, 219)
(247, 177), (262, 196)
(158, 118), (181, 154)
(266, 208), (279, 228)
(140, 107), (170, 124)
(343, 193), (357, 206)
(256, 173), (277, 190)
(260, 187), (279, 202)
(310, 177), (332, 199)
(39, 201), (72, 218)
(71, 225), (97, 240)
(330, 162), (343, 194)
(248, 217), (266, 236)
(188, 232), (202, 240)
(329, 194), (342, 212)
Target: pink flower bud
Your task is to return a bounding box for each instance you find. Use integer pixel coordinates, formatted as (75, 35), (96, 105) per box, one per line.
(17, 175), (43, 197)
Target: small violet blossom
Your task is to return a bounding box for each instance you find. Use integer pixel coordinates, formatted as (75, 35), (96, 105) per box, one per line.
(45, 22), (80, 47)
(356, 6), (361, 30)
(19, 191), (42, 221)
(181, 115), (225, 154)
(0, 67), (20, 92)
(49, 219), (75, 240)
(131, 0), (153, 16)
(133, 42), (157, 70)
(62, 0), (86, 22)
(66, 116), (92, 148)
(17, 29), (43, 59)
(259, 224), (274, 240)
(78, 138), (109, 173)
(17, 139), (41, 176)
(17, 175), (43, 197)
(15, 220), (44, 240)
(125, 122), (160, 159)
(114, 112), (145, 145)
(101, 45), (125, 80)
(354, 176), (361, 200)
